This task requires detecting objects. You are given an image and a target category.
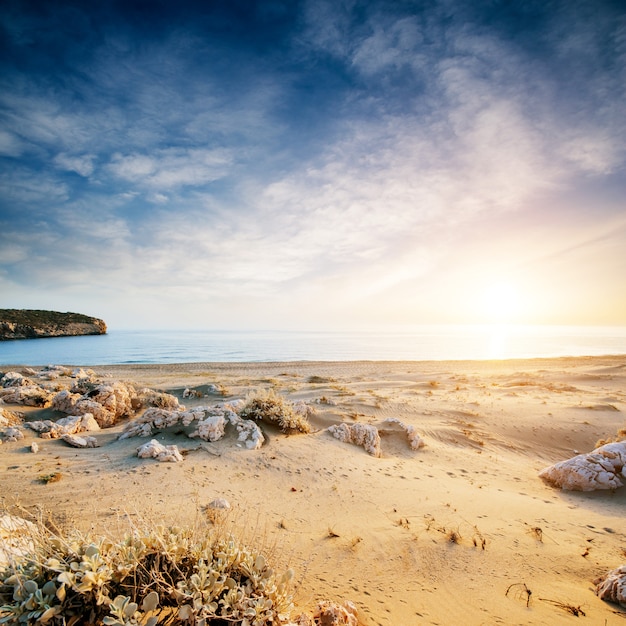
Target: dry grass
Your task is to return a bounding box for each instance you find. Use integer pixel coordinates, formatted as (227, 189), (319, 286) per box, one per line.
(0, 508), (298, 625)
(239, 388), (311, 434)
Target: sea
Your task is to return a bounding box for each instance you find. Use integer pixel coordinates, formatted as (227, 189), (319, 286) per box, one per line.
(1, 326), (626, 366)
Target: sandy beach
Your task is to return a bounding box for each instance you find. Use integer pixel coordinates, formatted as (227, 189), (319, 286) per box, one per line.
(1, 356), (625, 625)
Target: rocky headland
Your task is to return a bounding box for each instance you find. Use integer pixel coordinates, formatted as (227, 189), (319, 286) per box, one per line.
(0, 309), (107, 341)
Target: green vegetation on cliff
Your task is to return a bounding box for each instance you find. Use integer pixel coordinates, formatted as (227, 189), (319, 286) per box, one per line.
(0, 309), (107, 340)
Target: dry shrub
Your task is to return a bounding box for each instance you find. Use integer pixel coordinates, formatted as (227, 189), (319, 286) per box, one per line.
(239, 389), (311, 434)
(595, 427), (626, 448)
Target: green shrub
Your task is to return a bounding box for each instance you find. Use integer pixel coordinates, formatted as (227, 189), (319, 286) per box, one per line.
(0, 521), (295, 625)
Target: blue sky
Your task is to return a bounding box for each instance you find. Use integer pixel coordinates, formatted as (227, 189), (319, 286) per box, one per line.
(1, 0), (625, 330)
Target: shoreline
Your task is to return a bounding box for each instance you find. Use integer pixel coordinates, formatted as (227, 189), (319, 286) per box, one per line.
(1, 355), (625, 624)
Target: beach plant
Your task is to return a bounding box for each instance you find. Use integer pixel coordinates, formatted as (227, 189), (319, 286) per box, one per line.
(0, 517), (298, 625)
(239, 389), (311, 434)
(595, 427), (626, 448)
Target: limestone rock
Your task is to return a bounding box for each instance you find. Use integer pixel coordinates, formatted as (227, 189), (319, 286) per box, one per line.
(51, 389), (82, 413)
(311, 600), (358, 626)
(0, 384), (52, 407)
(228, 413), (265, 449)
(190, 414), (227, 442)
(207, 498), (231, 510)
(328, 423), (381, 457)
(51, 382), (136, 427)
(539, 441), (626, 491)
(595, 565), (626, 607)
(30, 441), (39, 453)
(28, 413), (100, 439)
(0, 372), (32, 387)
(2, 427), (24, 442)
(137, 439), (183, 462)
(119, 407), (195, 439)
(61, 434), (99, 448)
(138, 389), (181, 410)
(0, 515), (37, 566)
(0, 407), (21, 428)
(88, 382), (136, 423)
(382, 417), (425, 450)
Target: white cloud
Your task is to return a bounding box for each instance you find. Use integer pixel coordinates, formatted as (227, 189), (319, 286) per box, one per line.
(0, 167), (68, 204)
(53, 152), (96, 177)
(0, 129), (24, 157)
(108, 148), (234, 190)
(351, 16), (423, 75)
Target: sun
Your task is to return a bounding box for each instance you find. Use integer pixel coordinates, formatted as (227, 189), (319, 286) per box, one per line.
(481, 281), (521, 323)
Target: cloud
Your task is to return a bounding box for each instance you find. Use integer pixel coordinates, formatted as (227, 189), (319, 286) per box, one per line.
(53, 152), (96, 177)
(0, 0), (625, 328)
(108, 148), (234, 190)
(0, 129), (24, 157)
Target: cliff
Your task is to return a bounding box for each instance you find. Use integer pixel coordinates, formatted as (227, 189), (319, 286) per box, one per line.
(0, 309), (107, 341)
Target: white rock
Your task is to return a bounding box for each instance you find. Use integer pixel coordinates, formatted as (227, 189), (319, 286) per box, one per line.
(0, 515), (37, 566)
(539, 441), (626, 491)
(61, 434), (99, 448)
(30, 441), (39, 453)
(0, 372), (31, 387)
(328, 423), (381, 457)
(311, 600), (358, 626)
(51, 389), (81, 413)
(227, 412), (265, 449)
(0, 385), (52, 406)
(119, 407), (182, 439)
(595, 564), (626, 607)
(28, 413), (101, 439)
(2, 427), (24, 442)
(207, 498), (231, 510)
(226, 399), (245, 411)
(382, 417), (425, 450)
(51, 382), (136, 428)
(136, 439), (183, 462)
(0, 407), (21, 428)
(190, 414), (227, 442)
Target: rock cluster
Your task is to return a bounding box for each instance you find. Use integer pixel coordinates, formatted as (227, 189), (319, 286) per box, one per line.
(120, 405), (265, 451)
(0, 372), (52, 407)
(539, 441), (626, 491)
(27, 414), (100, 439)
(328, 419), (425, 457)
(51, 382), (136, 428)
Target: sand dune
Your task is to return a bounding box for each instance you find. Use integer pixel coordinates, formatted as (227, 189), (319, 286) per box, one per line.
(1, 356), (625, 625)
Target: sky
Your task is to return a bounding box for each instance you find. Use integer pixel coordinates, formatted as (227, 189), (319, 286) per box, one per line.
(0, 0), (625, 331)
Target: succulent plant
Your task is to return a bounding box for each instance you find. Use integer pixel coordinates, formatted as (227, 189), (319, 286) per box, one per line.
(1, 519), (299, 625)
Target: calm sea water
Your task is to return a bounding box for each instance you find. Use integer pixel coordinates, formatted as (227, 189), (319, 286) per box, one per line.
(1, 326), (625, 366)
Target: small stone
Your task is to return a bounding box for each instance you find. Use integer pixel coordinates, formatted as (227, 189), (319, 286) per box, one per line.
(30, 442), (39, 453)
(61, 434), (100, 448)
(136, 439), (183, 462)
(208, 498), (231, 510)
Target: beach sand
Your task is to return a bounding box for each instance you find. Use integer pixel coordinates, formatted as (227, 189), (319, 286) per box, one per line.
(1, 356), (625, 625)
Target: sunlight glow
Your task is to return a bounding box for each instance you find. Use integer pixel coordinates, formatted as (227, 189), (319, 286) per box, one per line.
(482, 281), (521, 323)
